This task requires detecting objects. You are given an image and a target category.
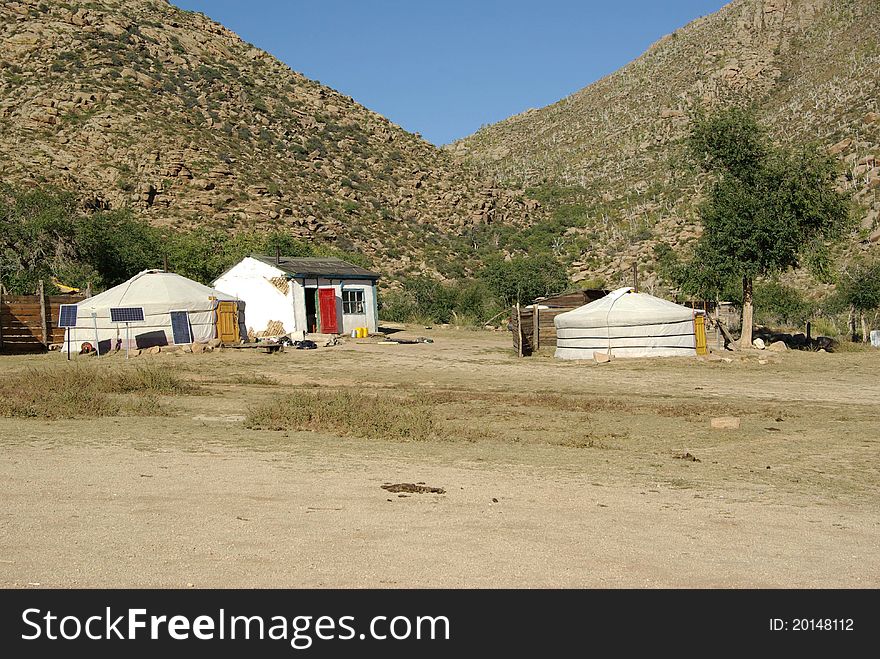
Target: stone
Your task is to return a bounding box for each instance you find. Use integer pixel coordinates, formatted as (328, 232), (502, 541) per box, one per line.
(208, 338), (222, 348)
(593, 351), (612, 364)
(828, 138), (852, 156)
(767, 340), (788, 352)
(147, 346), (161, 355)
(752, 338), (766, 350)
(711, 417), (741, 430)
(191, 342), (207, 354)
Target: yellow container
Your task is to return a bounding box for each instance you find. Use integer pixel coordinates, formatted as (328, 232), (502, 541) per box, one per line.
(358, 327), (368, 338)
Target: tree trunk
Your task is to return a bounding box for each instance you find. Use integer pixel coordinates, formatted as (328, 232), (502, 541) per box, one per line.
(739, 275), (754, 349)
(861, 312), (869, 344)
(849, 306), (857, 343)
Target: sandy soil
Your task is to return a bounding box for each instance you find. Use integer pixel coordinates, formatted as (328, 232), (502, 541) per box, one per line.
(1, 328), (878, 588)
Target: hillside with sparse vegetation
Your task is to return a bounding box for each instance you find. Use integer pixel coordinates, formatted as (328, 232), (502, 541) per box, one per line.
(0, 0), (541, 279)
(452, 0), (880, 290)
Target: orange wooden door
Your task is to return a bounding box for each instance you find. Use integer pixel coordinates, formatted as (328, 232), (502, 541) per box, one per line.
(318, 288), (338, 334)
(694, 314), (708, 356)
(216, 301), (240, 343)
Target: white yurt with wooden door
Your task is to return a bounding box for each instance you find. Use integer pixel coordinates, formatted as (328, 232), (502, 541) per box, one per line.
(554, 287), (707, 359)
(62, 270), (246, 354)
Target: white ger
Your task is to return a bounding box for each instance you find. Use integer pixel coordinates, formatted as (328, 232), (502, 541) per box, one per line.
(554, 287), (707, 359)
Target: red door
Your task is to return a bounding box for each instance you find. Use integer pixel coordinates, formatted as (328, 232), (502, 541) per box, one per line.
(318, 288), (338, 334)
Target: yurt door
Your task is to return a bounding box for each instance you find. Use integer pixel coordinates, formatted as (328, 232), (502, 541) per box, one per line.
(694, 314), (708, 356)
(318, 288), (338, 334)
(216, 301), (240, 343)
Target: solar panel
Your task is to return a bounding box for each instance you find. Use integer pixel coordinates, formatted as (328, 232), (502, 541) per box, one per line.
(170, 310), (192, 345)
(110, 307), (145, 323)
(57, 304), (79, 328)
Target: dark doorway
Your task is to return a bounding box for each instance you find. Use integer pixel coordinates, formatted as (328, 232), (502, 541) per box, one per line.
(305, 288), (318, 333)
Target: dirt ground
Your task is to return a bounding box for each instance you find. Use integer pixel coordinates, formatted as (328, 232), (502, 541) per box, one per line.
(2, 327), (879, 588)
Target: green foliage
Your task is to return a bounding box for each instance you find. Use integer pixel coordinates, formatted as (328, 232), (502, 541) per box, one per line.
(76, 210), (163, 286)
(0, 186), (92, 293)
(480, 255), (569, 306)
(680, 107), (852, 299)
(837, 260), (880, 313)
(752, 281), (814, 327)
(0, 185), (372, 294)
(380, 277), (499, 325)
(653, 243), (682, 286)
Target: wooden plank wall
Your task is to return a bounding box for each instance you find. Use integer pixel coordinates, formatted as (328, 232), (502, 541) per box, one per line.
(0, 291), (86, 353)
(511, 307), (573, 356)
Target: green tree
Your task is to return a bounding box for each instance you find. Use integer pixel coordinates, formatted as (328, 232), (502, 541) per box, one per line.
(0, 186), (91, 293)
(76, 209), (163, 287)
(837, 260), (880, 342)
(480, 255), (569, 307)
(682, 107), (851, 347)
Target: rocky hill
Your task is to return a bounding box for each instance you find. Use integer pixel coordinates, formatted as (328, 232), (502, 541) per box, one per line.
(0, 0), (538, 277)
(452, 0), (880, 288)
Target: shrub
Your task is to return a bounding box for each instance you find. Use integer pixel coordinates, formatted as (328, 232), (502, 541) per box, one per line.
(753, 280), (814, 327)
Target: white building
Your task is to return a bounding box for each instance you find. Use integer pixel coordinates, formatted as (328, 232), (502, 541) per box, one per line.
(213, 255), (380, 339)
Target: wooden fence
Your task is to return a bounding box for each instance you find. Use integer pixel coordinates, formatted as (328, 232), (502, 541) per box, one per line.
(0, 284), (86, 353)
(511, 306), (572, 356)
(511, 289), (609, 356)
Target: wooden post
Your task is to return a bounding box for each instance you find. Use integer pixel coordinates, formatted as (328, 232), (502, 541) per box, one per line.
(632, 262), (639, 292)
(806, 321), (811, 342)
(533, 305), (540, 351)
(0, 283), (4, 352)
(38, 279), (49, 348)
(85, 282), (92, 298)
(515, 304), (523, 358)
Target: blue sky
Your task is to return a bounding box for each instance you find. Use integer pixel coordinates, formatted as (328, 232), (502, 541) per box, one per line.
(173, 1), (729, 145)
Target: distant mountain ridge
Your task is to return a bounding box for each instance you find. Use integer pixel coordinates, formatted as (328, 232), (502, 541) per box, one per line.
(452, 0), (880, 287)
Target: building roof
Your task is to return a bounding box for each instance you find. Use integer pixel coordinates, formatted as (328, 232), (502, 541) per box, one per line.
(252, 254), (380, 280)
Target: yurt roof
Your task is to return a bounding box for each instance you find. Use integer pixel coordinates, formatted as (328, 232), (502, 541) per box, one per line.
(555, 287), (698, 329)
(80, 270), (238, 309)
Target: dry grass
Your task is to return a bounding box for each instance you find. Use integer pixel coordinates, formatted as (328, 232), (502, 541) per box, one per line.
(221, 373), (280, 386)
(245, 390), (439, 442)
(0, 363), (197, 419)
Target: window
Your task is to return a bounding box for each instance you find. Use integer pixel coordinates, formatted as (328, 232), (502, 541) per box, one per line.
(343, 289), (365, 315)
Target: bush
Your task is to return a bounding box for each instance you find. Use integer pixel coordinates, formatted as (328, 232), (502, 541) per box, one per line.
(753, 280), (814, 327)
(379, 277), (501, 325)
(479, 255), (569, 306)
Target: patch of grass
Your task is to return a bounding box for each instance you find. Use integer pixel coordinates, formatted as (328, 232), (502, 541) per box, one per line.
(0, 363), (197, 419)
(221, 373), (280, 386)
(245, 390), (439, 441)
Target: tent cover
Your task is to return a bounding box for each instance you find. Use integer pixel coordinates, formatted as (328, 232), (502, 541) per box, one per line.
(63, 270), (243, 353)
(554, 287), (703, 359)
